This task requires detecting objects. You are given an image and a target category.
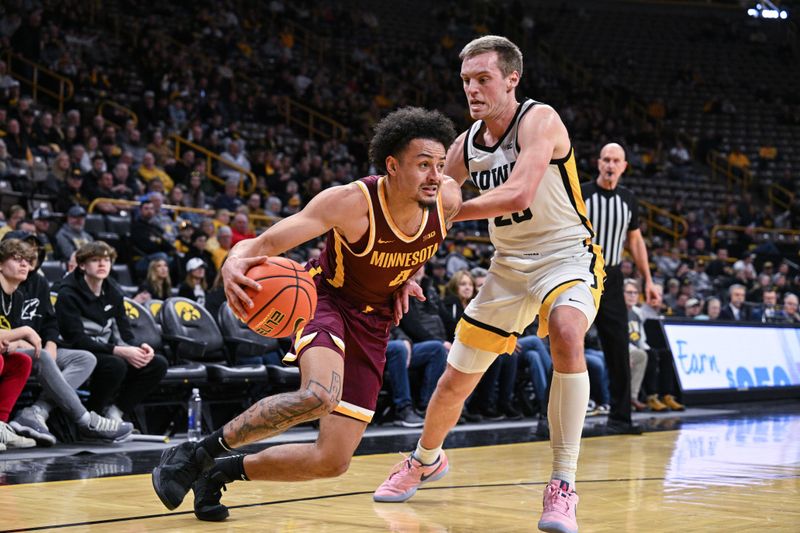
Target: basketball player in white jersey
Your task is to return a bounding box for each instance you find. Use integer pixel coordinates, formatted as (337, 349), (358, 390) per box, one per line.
(374, 36), (604, 533)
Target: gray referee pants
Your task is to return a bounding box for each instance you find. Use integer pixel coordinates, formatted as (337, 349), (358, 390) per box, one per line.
(18, 348), (97, 421)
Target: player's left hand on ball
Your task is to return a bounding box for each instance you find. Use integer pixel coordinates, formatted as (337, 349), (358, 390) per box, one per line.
(392, 279), (426, 326)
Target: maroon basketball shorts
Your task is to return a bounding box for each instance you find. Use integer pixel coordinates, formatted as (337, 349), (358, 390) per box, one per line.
(284, 284), (392, 423)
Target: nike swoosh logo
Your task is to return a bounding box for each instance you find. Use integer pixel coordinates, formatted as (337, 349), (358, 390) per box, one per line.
(104, 304), (113, 311)
(378, 239), (394, 244)
(419, 462), (440, 482)
(568, 298), (581, 303)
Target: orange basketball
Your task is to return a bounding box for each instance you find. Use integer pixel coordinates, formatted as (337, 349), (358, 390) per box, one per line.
(242, 257), (317, 338)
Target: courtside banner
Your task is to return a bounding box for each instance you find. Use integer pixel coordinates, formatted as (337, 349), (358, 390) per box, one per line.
(661, 322), (800, 392)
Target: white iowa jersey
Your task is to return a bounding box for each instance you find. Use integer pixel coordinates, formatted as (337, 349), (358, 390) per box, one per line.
(464, 98), (593, 256)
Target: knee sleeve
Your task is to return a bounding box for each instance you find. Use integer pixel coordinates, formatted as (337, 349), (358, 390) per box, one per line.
(552, 283), (598, 331)
(447, 340), (499, 374)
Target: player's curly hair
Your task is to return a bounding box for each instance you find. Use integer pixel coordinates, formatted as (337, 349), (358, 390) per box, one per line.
(369, 107), (456, 173)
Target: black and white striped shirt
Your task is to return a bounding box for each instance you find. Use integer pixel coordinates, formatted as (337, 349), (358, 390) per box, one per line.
(581, 182), (639, 268)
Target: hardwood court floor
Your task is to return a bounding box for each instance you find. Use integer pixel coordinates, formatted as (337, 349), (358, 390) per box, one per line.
(2, 413), (798, 532)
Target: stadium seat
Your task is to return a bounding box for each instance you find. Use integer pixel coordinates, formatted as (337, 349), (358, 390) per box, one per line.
(159, 297), (268, 384)
(124, 297), (207, 434)
(83, 213), (107, 237)
(159, 297), (270, 428)
(40, 260), (66, 285)
(217, 302), (299, 389)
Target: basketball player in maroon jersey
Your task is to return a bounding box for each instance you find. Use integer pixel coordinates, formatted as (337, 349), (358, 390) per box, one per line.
(152, 107), (462, 521)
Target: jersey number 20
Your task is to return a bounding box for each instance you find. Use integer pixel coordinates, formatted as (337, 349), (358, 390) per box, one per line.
(494, 208), (533, 227)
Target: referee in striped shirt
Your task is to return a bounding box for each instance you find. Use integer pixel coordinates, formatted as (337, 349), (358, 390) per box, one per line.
(582, 143), (657, 433)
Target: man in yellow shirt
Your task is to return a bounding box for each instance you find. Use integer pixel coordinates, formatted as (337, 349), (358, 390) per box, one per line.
(138, 152), (174, 193)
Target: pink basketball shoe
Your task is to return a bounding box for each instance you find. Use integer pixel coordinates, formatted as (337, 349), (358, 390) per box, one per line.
(537, 479), (579, 533)
(373, 451), (449, 502)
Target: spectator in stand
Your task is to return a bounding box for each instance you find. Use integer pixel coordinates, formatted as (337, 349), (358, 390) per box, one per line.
(182, 171), (207, 211)
(0, 345), (35, 450)
(685, 297), (703, 319)
(0, 205), (26, 240)
(54, 205), (94, 261)
(4, 119), (29, 161)
(89, 171), (123, 215)
(55, 168), (91, 214)
(147, 130), (171, 167)
(56, 241), (168, 423)
(245, 193), (268, 230)
(719, 284), (749, 321)
(751, 288), (786, 323)
(727, 146), (751, 175)
(184, 230), (217, 287)
(214, 178), (243, 212)
(138, 152), (174, 193)
(654, 247), (678, 281)
(747, 273), (773, 303)
(783, 293), (800, 323)
(623, 280), (648, 412)
(133, 257), (172, 303)
(444, 238), (471, 278)
(178, 257), (207, 306)
(706, 247), (733, 279)
(111, 162), (137, 200)
(230, 213), (255, 245)
(39, 150), (71, 196)
(441, 269), (476, 342)
(131, 198), (175, 277)
(263, 195), (282, 218)
(662, 278), (681, 312)
(209, 225), (233, 270)
(0, 239), (40, 450)
(31, 208), (55, 260)
(636, 283), (684, 412)
(470, 266), (488, 290)
(3, 231), (132, 444)
(166, 150), (196, 188)
(219, 140), (251, 182)
(174, 219), (195, 256)
(514, 327), (553, 417)
(384, 327), (447, 427)
(696, 297), (721, 320)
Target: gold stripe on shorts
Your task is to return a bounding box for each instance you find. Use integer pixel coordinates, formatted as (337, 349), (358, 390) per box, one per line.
(456, 316), (518, 354)
(537, 279), (582, 338)
(334, 400), (373, 423)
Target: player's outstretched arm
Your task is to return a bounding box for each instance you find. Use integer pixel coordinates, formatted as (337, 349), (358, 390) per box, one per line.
(222, 184), (368, 317)
(454, 105), (569, 222)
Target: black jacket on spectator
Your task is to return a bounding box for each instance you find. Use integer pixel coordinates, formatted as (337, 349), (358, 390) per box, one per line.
(130, 218), (175, 257)
(719, 303), (750, 321)
(18, 270), (60, 345)
(55, 270), (134, 353)
(399, 277), (448, 343)
(2, 231), (57, 342)
(441, 294), (466, 342)
(0, 287), (24, 330)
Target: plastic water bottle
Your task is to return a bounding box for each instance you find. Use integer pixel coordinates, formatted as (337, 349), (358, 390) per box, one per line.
(187, 388), (202, 442)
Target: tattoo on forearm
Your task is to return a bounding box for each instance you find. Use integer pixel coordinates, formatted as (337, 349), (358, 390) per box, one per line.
(225, 371), (342, 445)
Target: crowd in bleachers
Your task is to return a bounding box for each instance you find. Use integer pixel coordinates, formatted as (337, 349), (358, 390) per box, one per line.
(1, 0), (800, 448)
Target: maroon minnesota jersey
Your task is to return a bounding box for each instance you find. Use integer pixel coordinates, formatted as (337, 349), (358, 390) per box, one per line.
(309, 175), (446, 316)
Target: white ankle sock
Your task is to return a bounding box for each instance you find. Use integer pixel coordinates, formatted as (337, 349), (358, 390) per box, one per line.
(414, 440), (442, 465)
(548, 370), (590, 487)
(77, 411), (91, 427)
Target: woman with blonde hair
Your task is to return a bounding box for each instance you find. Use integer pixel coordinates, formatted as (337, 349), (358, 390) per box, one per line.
(441, 269), (476, 342)
(134, 258), (172, 303)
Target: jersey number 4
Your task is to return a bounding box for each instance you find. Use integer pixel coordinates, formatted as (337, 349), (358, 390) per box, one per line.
(494, 208), (533, 226)
(388, 268), (413, 287)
